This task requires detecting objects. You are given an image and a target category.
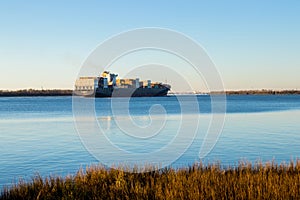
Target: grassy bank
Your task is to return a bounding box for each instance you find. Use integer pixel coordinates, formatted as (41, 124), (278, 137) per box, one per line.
(1, 161), (300, 199)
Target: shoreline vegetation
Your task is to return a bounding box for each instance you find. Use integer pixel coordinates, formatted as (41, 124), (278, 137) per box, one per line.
(1, 161), (299, 199)
(0, 89), (73, 97)
(0, 89), (300, 97)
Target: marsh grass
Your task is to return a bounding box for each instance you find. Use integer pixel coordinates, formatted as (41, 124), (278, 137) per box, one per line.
(1, 160), (300, 199)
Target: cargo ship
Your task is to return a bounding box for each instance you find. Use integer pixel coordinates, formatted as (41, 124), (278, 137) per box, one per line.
(74, 71), (171, 97)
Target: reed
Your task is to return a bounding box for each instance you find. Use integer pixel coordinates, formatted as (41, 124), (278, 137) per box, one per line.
(1, 160), (300, 199)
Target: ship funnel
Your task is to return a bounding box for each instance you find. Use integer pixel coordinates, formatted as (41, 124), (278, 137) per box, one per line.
(103, 78), (108, 88)
(135, 78), (140, 88)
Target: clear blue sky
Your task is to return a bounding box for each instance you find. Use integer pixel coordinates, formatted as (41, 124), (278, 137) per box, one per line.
(0, 0), (299, 90)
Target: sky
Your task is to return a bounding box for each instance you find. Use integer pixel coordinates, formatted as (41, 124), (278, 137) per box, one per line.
(0, 0), (299, 91)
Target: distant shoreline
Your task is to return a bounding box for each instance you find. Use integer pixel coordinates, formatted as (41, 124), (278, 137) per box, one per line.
(0, 89), (73, 97)
(0, 89), (299, 97)
(210, 89), (300, 95)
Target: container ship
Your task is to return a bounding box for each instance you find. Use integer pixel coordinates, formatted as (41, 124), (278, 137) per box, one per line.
(74, 71), (171, 97)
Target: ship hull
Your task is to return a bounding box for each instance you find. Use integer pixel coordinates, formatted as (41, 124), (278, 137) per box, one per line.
(95, 87), (169, 97)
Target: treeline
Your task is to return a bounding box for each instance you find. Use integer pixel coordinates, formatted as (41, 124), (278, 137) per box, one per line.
(0, 89), (73, 97)
(1, 161), (300, 199)
(210, 89), (300, 95)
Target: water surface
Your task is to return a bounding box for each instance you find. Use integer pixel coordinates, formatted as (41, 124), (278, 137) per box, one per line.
(0, 95), (300, 186)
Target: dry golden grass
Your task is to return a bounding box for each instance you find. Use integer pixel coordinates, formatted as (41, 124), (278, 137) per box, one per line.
(1, 160), (300, 199)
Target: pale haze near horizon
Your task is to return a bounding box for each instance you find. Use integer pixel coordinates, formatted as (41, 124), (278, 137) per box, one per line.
(0, 1), (299, 91)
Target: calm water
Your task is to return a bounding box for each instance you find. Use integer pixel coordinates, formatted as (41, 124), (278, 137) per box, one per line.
(0, 95), (300, 186)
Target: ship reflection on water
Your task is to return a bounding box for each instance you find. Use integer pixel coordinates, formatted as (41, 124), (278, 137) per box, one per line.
(98, 116), (113, 130)
(97, 115), (154, 132)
